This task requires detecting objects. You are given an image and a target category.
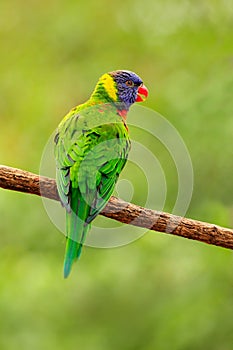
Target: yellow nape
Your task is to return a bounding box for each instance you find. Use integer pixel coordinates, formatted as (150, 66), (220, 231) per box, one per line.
(101, 73), (117, 101)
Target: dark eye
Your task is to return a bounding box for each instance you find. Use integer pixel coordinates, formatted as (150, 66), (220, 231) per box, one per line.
(125, 80), (134, 87)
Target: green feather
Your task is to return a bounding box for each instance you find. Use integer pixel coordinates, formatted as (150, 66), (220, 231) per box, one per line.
(63, 188), (90, 278)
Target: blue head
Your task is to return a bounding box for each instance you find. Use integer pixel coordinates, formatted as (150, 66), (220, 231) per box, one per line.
(108, 70), (148, 109)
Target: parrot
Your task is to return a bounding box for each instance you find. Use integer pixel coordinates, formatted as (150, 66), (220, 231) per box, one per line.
(54, 70), (148, 278)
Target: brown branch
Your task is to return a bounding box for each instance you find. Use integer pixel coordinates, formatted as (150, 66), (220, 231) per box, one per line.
(0, 165), (233, 250)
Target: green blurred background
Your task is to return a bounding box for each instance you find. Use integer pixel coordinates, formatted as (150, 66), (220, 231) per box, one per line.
(0, 1), (232, 349)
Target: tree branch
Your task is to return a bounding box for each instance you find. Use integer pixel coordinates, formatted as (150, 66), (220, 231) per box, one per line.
(0, 165), (232, 250)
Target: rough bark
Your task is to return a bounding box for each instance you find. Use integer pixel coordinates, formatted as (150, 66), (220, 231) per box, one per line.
(0, 165), (232, 250)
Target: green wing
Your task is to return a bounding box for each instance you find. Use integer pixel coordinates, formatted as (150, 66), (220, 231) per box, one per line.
(54, 105), (130, 277)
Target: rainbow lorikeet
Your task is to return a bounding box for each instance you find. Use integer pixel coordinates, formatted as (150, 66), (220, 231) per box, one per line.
(54, 70), (148, 277)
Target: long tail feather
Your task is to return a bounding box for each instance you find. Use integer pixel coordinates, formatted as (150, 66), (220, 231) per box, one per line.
(63, 238), (81, 278)
(63, 188), (90, 278)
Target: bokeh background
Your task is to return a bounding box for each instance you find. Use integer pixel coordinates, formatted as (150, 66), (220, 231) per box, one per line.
(0, 1), (232, 349)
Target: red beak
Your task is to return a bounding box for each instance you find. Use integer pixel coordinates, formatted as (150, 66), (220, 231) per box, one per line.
(136, 84), (149, 102)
